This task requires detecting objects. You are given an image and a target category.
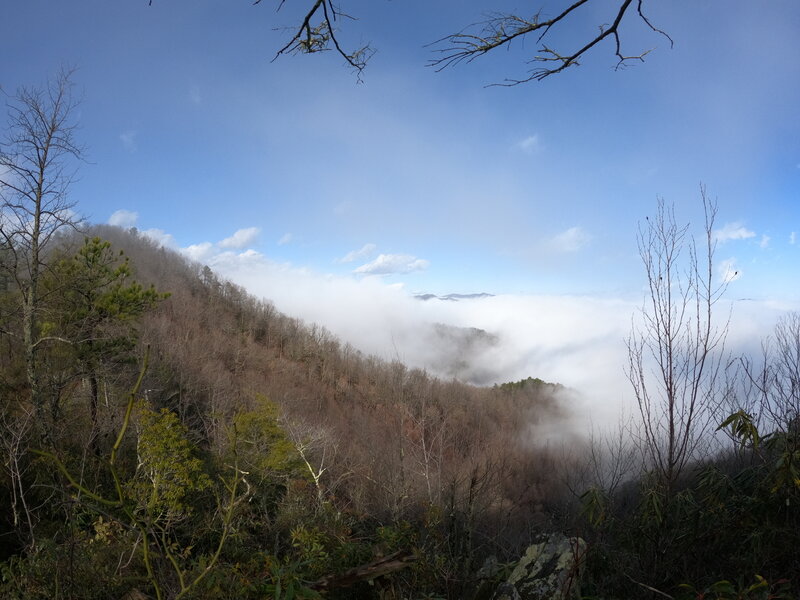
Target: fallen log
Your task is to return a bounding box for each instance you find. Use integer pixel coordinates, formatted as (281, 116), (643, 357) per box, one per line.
(311, 550), (418, 591)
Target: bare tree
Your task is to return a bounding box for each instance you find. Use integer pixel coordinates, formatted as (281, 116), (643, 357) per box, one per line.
(283, 418), (352, 505)
(734, 312), (800, 435)
(0, 406), (37, 545)
(626, 190), (728, 494)
(0, 69), (83, 416)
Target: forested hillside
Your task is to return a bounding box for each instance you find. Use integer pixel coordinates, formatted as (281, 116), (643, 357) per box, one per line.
(2, 223), (800, 599)
(1, 226), (577, 599)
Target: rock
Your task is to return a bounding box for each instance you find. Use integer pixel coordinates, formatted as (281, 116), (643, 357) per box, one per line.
(491, 533), (586, 600)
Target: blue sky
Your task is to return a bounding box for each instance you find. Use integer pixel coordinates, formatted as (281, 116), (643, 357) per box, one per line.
(3, 0), (798, 298)
(3, 1), (800, 415)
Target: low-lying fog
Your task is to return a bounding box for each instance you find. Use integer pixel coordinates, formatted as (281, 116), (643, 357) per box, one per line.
(196, 246), (797, 430)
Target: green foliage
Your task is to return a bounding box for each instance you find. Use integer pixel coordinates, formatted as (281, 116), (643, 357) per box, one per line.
(130, 402), (212, 523)
(230, 394), (306, 530)
(263, 554), (323, 600)
(717, 410), (761, 450)
(43, 237), (166, 350)
(376, 520), (417, 553)
(494, 376), (548, 393)
(579, 485), (609, 530)
(284, 514), (371, 579)
(718, 410), (800, 495)
(233, 394), (304, 483)
(290, 526), (333, 577)
(636, 477), (666, 528)
(763, 431), (800, 494)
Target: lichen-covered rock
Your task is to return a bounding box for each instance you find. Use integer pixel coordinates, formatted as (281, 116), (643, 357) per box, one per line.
(491, 534), (586, 600)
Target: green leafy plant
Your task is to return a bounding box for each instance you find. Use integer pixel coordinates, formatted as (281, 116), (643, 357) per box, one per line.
(262, 554), (322, 600)
(130, 402), (212, 525)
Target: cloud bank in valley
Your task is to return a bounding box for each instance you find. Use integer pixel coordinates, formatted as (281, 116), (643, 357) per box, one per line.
(208, 254), (796, 429)
(110, 214), (799, 431)
(133, 222), (637, 426)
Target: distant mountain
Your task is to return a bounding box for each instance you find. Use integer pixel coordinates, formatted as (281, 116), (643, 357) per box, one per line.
(414, 292), (494, 302)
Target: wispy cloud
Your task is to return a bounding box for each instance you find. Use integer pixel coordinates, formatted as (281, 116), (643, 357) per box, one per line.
(119, 130), (137, 152)
(517, 134), (542, 154)
(714, 222), (756, 243)
(719, 257), (741, 283)
(277, 233), (292, 246)
(759, 234), (770, 249)
(108, 209), (138, 228)
(354, 253), (429, 275)
(184, 241), (215, 262)
(337, 243), (377, 264)
(219, 227), (260, 249)
(791, 232), (797, 245)
(550, 226), (591, 253)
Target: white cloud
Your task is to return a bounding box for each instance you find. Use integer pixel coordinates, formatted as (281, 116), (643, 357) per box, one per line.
(354, 253), (429, 275)
(759, 234), (770, 249)
(791, 232), (797, 245)
(714, 222), (756, 243)
(219, 227), (260, 249)
(719, 257), (741, 283)
(141, 228), (177, 249)
(337, 243), (377, 263)
(183, 242), (215, 262)
(277, 233), (293, 246)
(119, 130), (137, 152)
(550, 226), (591, 253)
(108, 209), (138, 228)
(517, 134), (542, 154)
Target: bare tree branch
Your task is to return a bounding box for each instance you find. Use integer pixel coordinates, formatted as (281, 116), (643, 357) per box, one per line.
(427, 0), (672, 85)
(145, 1), (673, 85)
(267, 0), (373, 80)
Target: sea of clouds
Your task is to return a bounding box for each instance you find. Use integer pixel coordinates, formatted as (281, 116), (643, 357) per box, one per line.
(186, 246), (795, 431)
(110, 210), (797, 433)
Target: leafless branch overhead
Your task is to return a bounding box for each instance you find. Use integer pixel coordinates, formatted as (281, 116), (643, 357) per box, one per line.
(428, 0), (672, 85)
